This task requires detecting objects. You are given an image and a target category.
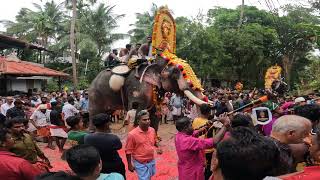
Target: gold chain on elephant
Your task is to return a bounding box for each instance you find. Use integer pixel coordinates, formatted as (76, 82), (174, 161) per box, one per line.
(152, 85), (164, 108)
(159, 49), (203, 91)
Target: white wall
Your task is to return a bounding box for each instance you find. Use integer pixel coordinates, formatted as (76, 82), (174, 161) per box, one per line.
(5, 78), (47, 93)
(34, 80), (42, 90)
(10, 79), (27, 92)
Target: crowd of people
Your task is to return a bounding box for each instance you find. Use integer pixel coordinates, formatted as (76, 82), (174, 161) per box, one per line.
(0, 87), (320, 180)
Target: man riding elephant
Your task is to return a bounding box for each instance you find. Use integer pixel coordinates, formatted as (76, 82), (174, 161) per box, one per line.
(89, 6), (211, 131)
(104, 49), (120, 69)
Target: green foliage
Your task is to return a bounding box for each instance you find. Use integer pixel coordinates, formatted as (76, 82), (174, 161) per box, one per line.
(295, 54), (320, 91)
(1, 0), (65, 47)
(78, 76), (89, 90)
(128, 5), (319, 89)
(46, 79), (59, 92)
(2, 2), (320, 90)
(1, 0), (125, 89)
(128, 3), (157, 43)
(77, 3), (125, 56)
(273, 5), (320, 88)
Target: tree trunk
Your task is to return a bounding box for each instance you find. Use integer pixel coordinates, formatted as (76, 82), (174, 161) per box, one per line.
(70, 0), (78, 90)
(282, 54), (292, 90)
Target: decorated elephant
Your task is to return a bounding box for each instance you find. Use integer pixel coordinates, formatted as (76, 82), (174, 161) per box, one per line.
(88, 50), (210, 127)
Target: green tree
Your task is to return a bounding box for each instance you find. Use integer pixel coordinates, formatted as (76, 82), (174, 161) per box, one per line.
(274, 5), (320, 88)
(206, 6), (279, 87)
(128, 3), (157, 43)
(78, 4), (125, 56)
(175, 16), (226, 83)
(2, 0), (65, 47)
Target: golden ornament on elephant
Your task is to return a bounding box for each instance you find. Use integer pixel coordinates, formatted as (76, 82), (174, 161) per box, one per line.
(152, 6), (176, 55)
(265, 65), (282, 89)
(160, 49), (203, 91)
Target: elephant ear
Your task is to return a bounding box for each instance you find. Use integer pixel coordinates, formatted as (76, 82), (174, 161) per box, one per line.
(140, 64), (162, 88)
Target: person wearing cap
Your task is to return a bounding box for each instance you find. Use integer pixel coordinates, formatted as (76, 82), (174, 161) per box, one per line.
(30, 104), (55, 149)
(0, 97), (14, 116)
(294, 97), (306, 106)
(6, 98), (26, 119)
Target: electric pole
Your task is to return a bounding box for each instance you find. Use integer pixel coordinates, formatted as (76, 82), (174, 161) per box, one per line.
(238, 0), (245, 29)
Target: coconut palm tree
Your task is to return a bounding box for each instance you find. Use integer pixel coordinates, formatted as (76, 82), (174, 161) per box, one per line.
(78, 3), (125, 56)
(69, 0), (78, 89)
(1, 0), (65, 47)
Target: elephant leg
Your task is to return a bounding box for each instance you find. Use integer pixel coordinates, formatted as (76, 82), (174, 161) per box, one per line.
(149, 106), (160, 133)
(88, 103), (107, 132)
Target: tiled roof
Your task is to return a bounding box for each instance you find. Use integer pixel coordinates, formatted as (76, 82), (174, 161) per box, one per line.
(0, 57), (69, 77)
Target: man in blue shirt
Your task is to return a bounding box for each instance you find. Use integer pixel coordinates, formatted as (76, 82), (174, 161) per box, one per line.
(66, 144), (124, 180)
(80, 92), (89, 128)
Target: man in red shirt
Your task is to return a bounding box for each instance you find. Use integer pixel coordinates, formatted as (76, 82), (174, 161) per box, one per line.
(0, 128), (41, 180)
(280, 131), (320, 180)
(125, 109), (162, 180)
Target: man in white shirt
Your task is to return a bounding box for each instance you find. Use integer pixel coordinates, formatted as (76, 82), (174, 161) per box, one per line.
(62, 97), (79, 122)
(30, 104), (54, 149)
(0, 97), (14, 116)
(170, 93), (183, 123)
(124, 102), (139, 132)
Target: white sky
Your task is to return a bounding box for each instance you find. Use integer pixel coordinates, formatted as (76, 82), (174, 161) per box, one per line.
(0, 0), (304, 48)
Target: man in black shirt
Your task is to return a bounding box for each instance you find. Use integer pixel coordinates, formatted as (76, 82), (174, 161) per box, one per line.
(84, 113), (125, 178)
(50, 101), (67, 152)
(6, 99), (26, 119)
(104, 49), (120, 68)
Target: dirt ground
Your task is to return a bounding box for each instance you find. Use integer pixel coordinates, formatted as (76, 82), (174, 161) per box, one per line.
(39, 122), (179, 180)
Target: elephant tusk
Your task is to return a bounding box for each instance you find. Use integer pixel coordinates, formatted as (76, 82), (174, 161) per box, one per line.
(184, 90), (208, 106)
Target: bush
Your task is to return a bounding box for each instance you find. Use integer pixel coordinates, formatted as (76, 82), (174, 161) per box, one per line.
(46, 79), (59, 92)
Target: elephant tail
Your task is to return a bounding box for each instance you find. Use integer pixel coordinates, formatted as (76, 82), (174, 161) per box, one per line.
(109, 74), (125, 91)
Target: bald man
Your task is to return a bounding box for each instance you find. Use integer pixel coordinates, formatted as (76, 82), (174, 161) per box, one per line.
(271, 115), (311, 144)
(270, 115), (312, 175)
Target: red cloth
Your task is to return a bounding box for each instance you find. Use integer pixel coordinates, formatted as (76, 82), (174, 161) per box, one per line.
(0, 151), (41, 180)
(125, 126), (156, 163)
(282, 166), (320, 180)
(37, 126), (50, 137)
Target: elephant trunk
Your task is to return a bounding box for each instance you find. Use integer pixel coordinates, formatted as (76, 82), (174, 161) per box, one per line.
(177, 74), (209, 106)
(184, 90), (208, 106)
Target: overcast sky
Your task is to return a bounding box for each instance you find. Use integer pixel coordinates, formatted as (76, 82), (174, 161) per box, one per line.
(0, 0), (304, 47)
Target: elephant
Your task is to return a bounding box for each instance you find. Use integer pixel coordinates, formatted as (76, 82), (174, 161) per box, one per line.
(88, 51), (210, 129)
